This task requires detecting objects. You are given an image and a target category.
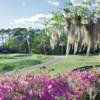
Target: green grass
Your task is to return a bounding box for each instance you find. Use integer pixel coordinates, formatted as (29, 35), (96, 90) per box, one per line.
(0, 54), (100, 75)
(32, 55), (100, 76)
(0, 54), (52, 72)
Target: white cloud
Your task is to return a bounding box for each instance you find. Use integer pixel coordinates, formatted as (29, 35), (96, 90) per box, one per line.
(47, 0), (60, 6)
(10, 14), (52, 29)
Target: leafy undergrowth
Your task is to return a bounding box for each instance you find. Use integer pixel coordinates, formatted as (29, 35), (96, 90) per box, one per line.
(0, 71), (100, 100)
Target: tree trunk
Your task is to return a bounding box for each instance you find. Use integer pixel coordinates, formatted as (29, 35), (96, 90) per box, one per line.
(26, 39), (31, 54)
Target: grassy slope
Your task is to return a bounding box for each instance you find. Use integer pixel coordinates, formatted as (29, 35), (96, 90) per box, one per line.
(33, 55), (100, 76)
(0, 54), (52, 72)
(0, 54), (100, 75)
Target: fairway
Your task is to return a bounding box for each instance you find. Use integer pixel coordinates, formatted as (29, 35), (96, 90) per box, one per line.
(0, 54), (100, 75)
(0, 54), (52, 73)
(32, 55), (100, 76)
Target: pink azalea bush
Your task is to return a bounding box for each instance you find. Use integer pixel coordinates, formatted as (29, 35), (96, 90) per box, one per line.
(0, 71), (99, 100)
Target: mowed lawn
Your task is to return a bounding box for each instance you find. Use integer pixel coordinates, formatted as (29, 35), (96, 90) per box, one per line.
(0, 54), (100, 75)
(0, 54), (52, 73)
(33, 55), (100, 76)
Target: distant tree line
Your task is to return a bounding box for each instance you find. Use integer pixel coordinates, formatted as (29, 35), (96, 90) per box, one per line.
(0, 28), (66, 55)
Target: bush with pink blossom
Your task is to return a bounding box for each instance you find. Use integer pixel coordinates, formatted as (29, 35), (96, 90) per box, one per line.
(0, 71), (99, 100)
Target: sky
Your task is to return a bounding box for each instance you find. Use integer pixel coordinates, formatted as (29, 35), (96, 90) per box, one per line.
(0, 0), (65, 29)
(0, 0), (99, 29)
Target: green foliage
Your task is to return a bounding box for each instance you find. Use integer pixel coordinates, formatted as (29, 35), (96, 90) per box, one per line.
(80, 94), (100, 100)
(57, 96), (66, 100)
(96, 9), (100, 14)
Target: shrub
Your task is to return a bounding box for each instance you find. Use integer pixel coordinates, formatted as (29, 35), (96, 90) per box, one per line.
(0, 71), (99, 100)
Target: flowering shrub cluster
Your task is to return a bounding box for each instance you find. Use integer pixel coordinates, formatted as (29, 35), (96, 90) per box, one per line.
(0, 71), (99, 100)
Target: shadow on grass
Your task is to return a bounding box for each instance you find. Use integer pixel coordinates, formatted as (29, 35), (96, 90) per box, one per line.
(15, 54), (31, 57)
(73, 65), (100, 72)
(0, 56), (16, 59)
(68, 53), (100, 57)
